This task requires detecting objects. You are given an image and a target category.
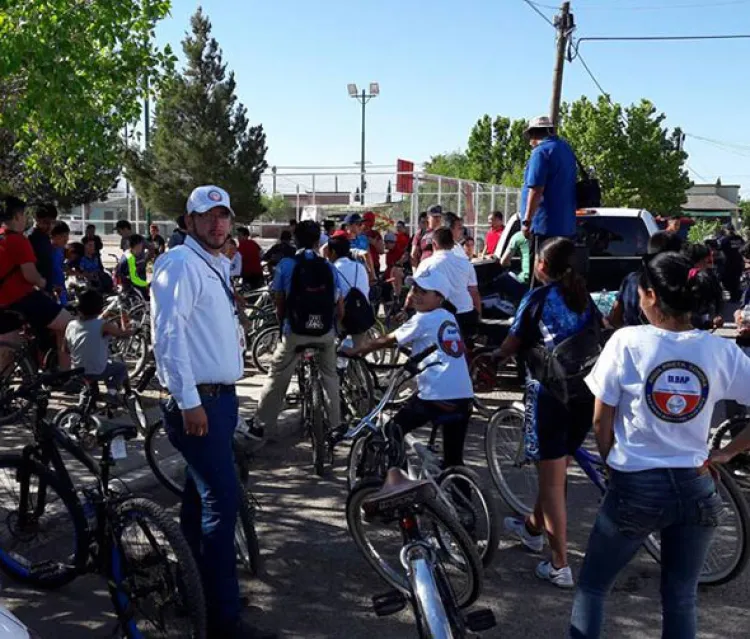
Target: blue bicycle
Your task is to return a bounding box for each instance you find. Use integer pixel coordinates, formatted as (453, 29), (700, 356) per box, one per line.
(485, 401), (750, 585)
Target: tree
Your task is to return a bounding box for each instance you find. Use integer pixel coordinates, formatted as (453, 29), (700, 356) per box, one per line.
(260, 193), (290, 221)
(740, 199), (750, 228)
(124, 8), (268, 220)
(0, 1), (173, 195)
(426, 96), (691, 214)
(558, 97), (690, 214)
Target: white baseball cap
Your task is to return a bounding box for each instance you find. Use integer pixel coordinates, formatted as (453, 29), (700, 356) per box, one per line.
(407, 269), (452, 300)
(186, 185), (235, 216)
(525, 115), (555, 132)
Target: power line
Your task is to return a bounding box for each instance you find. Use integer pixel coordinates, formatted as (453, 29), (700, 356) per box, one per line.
(685, 134), (750, 152)
(521, 0), (556, 28)
(575, 50), (613, 103)
(538, 0), (750, 9)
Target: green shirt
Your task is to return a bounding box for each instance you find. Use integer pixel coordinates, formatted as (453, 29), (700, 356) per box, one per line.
(509, 231), (531, 283)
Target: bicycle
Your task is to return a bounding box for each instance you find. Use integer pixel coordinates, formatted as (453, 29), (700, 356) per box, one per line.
(143, 419), (261, 577)
(0, 368), (206, 637)
(53, 377), (149, 449)
(486, 401), (750, 586)
(336, 346), (501, 568)
(347, 469), (495, 637)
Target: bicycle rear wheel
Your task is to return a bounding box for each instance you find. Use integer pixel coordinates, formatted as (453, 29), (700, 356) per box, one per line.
(642, 464), (750, 586)
(236, 489), (262, 577)
(485, 405), (538, 516)
(144, 420), (186, 498)
(110, 497), (206, 638)
(346, 479), (482, 608)
(310, 379), (326, 476)
(469, 352), (505, 416)
(0, 346), (36, 426)
(340, 357), (376, 420)
(0, 454), (87, 589)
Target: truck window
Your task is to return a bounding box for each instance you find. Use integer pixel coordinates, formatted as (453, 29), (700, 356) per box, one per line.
(576, 217), (650, 257)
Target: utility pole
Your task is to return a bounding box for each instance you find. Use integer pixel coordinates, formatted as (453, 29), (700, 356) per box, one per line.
(550, 1), (573, 127)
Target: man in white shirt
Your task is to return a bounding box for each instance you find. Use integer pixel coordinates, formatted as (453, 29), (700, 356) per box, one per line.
(151, 185), (276, 639)
(414, 227), (481, 339)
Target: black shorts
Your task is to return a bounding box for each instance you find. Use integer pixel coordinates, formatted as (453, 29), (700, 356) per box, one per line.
(7, 291), (64, 333)
(527, 381), (593, 461)
(0, 310), (23, 335)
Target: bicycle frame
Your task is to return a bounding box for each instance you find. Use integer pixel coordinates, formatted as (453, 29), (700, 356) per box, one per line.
(574, 447), (608, 494)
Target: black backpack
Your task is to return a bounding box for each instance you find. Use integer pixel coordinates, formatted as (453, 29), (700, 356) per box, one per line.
(338, 264), (375, 336)
(287, 253), (335, 336)
(524, 290), (605, 405)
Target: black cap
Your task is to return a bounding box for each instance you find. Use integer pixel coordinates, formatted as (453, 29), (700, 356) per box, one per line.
(427, 204), (443, 216)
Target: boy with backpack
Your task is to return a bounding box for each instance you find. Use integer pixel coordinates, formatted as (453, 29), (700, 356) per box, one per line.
(247, 220), (344, 441)
(328, 235), (375, 348)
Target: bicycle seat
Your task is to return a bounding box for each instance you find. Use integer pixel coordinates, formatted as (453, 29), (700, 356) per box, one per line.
(96, 422), (137, 445)
(362, 468), (436, 518)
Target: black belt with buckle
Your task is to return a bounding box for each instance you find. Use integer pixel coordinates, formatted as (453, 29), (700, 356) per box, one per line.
(196, 383), (236, 397)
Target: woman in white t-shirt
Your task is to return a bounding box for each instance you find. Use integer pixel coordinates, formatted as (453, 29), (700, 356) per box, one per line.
(342, 269), (473, 468)
(570, 252), (750, 639)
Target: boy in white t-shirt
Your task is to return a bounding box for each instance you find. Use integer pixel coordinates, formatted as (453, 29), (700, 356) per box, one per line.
(342, 269), (473, 467)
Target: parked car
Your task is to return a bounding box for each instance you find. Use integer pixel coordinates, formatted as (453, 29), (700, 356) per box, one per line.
(474, 207), (659, 296)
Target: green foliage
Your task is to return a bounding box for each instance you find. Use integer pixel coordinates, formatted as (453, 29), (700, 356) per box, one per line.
(260, 193), (290, 221)
(740, 200), (750, 228)
(425, 96), (691, 215)
(687, 219), (721, 244)
(558, 96), (690, 215)
(124, 8), (268, 221)
(0, 1), (174, 196)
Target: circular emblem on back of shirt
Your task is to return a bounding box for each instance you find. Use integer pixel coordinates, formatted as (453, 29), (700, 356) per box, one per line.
(208, 189), (223, 202)
(437, 320), (465, 359)
(644, 360), (709, 424)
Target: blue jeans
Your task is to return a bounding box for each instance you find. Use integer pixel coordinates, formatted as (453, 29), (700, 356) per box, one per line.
(162, 390), (241, 632)
(492, 272), (529, 306)
(570, 468), (722, 639)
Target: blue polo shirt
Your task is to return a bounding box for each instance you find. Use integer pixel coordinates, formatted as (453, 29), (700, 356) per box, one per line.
(351, 234), (369, 251)
(272, 249), (342, 334)
(520, 136), (577, 238)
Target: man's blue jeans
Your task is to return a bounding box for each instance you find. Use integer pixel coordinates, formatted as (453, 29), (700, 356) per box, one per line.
(570, 468), (722, 639)
(162, 389), (241, 632)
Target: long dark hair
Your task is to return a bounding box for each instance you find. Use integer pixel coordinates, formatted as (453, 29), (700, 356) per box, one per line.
(640, 252), (715, 318)
(539, 237), (589, 314)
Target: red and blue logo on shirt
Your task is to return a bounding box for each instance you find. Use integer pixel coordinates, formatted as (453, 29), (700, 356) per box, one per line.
(437, 320), (465, 358)
(645, 360), (709, 424)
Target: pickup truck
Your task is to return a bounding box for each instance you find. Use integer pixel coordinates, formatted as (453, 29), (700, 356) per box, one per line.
(474, 207), (659, 298)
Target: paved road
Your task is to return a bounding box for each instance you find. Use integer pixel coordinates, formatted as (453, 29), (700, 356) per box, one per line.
(3, 388), (750, 638)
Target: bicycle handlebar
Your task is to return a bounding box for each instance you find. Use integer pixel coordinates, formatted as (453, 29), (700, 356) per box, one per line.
(16, 367), (86, 399)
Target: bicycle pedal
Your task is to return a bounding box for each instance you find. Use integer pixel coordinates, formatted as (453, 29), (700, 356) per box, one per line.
(372, 589), (407, 617)
(464, 608), (496, 632)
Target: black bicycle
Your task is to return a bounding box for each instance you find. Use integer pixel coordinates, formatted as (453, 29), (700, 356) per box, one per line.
(143, 419), (261, 577)
(0, 369), (206, 638)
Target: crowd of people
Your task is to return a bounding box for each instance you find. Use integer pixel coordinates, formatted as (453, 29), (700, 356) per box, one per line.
(3, 113), (750, 639)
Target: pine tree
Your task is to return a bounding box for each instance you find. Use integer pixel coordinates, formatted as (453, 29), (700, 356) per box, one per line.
(125, 8), (268, 220)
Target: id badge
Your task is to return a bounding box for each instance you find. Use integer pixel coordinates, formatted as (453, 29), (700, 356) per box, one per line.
(237, 320), (246, 351)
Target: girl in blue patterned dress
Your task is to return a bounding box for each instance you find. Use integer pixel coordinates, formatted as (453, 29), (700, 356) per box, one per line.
(492, 237), (601, 588)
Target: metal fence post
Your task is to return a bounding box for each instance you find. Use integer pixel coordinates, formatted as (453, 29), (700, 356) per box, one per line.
(504, 189), (510, 224)
(312, 174), (316, 206)
(490, 184), (496, 215)
(437, 176), (442, 207)
(457, 180), (462, 216)
(296, 185), (300, 221)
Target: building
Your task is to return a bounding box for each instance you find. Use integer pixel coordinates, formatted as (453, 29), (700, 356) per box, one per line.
(681, 182), (740, 226)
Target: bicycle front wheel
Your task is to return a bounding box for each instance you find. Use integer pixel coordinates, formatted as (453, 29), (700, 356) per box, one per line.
(485, 405), (538, 516)
(0, 454), (87, 589)
(110, 497), (206, 638)
(251, 325), (281, 375)
(0, 347), (36, 426)
(437, 465), (501, 567)
(144, 420), (186, 498)
(642, 464), (750, 586)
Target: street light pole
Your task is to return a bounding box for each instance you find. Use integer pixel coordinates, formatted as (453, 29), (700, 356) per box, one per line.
(360, 88), (366, 204)
(348, 83), (379, 206)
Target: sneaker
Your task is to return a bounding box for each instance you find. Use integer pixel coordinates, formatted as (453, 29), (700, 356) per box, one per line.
(504, 516), (544, 553)
(240, 416), (264, 442)
(535, 560), (574, 589)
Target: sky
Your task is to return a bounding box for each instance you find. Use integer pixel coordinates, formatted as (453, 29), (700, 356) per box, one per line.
(154, 0), (750, 198)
